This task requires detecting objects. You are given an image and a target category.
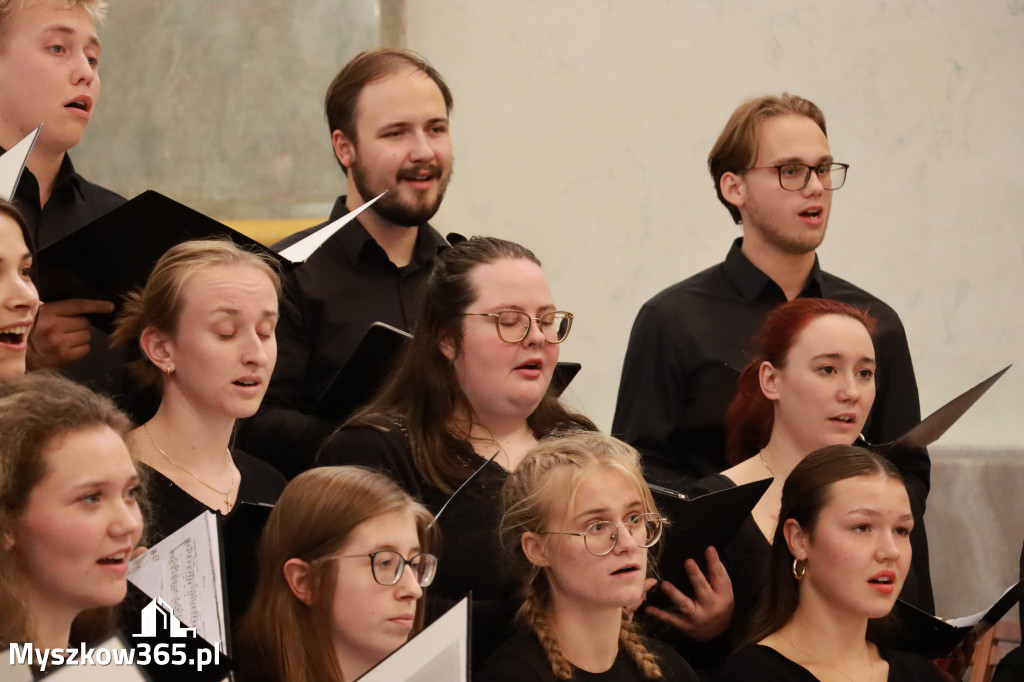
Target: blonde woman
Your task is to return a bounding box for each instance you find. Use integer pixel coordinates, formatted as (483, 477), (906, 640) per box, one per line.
(112, 239), (286, 544)
(235, 466), (438, 682)
(477, 432), (697, 681)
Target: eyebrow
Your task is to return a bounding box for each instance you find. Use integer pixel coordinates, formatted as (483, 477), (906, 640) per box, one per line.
(490, 304), (557, 314)
(810, 352), (876, 365)
(846, 508), (914, 521)
(210, 307), (279, 319)
(44, 25), (101, 49)
(573, 500), (643, 521)
(771, 154), (834, 166)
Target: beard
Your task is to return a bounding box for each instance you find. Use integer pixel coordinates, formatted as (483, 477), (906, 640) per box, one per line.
(744, 195), (827, 256)
(350, 156), (452, 227)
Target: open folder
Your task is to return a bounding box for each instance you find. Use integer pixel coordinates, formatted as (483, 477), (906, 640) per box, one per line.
(646, 478), (772, 608)
(0, 126), (41, 202)
(34, 190), (385, 334)
(882, 579), (1024, 658)
(360, 597), (470, 682)
(866, 365), (1011, 457)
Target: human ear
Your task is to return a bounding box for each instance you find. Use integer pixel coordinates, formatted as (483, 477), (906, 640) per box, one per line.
(783, 518), (809, 560)
(720, 171), (746, 210)
(760, 361), (781, 401)
(521, 532), (550, 568)
(139, 327), (174, 373)
(331, 130), (355, 170)
(439, 334), (457, 362)
(283, 558), (314, 606)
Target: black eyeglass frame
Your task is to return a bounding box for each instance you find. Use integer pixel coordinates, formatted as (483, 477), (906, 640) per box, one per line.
(332, 550), (438, 587)
(746, 162), (850, 191)
(463, 310), (574, 344)
(537, 512), (666, 557)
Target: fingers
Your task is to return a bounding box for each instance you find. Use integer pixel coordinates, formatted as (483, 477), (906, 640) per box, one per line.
(41, 298), (115, 317)
(704, 546), (734, 596)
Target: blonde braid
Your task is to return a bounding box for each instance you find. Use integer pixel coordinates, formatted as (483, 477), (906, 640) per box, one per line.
(519, 584), (573, 680)
(619, 614), (663, 679)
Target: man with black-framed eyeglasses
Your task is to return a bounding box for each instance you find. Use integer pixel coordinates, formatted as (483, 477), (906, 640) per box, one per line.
(613, 93), (933, 617)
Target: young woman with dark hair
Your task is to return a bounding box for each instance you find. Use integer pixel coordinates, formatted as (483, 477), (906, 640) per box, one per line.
(317, 236), (595, 666)
(477, 431), (697, 682)
(0, 199), (39, 378)
(715, 445), (943, 681)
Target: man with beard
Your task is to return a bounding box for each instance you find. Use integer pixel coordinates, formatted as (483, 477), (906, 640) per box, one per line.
(612, 93), (933, 610)
(241, 49), (453, 476)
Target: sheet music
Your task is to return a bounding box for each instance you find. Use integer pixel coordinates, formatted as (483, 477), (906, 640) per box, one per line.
(127, 511), (226, 649)
(360, 597), (469, 682)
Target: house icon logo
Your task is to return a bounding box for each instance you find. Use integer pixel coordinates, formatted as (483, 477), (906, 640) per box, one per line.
(133, 598), (198, 639)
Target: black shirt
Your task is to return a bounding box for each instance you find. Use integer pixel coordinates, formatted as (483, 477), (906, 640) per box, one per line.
(237, 196), (448, 478)
(477, 628), (699, 682)
(612, 239), (933, 612)
(715, 644), (945, 681)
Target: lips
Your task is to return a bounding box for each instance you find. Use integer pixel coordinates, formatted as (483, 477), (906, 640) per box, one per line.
(611, 563), (641, 577)
(829, 412), (857, 425)
(64, 95), (93, 115)
(397, 164), (442, 186)
(868, 570), (897, 594)
(0, 323), (32, 348)
(232, 376), (262, 388)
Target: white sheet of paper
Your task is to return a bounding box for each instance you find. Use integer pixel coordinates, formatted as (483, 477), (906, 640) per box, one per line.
(944, 580), (1023, 628)
(277, 191), (386, 263)
(127, 511), (226, 650)
(359, 597), (469, 682)
(0, 126), (41, 202)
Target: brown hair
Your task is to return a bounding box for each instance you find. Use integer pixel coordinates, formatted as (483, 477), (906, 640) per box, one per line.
(235, 466), (437, 682)
(0, 198), (34, 256)
(0, 371), (138, 645)
(111, 238), (281, 389)
(501, 431), (665, 680)
(708, 93), (827, 224)
(724, 298), (876, 465)
(0, 0), (107, 43)
(344, 236), (595, 493)
(325, 48), (453, 164)
(743, 444), (903, 645)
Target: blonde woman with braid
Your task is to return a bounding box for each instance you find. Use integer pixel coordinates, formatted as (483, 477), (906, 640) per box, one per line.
(477, 432), (697, 682)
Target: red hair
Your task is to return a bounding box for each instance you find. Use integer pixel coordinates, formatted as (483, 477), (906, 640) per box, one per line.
(724, 299), (877, 465)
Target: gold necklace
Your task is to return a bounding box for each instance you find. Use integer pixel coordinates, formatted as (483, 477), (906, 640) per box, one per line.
(759, 449), (782, 487)
(143, 423), (236, 512)
(778, 631), (873, 682)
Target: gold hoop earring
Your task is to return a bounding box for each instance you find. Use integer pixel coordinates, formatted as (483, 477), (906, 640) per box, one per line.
(792, 558), (807, 580)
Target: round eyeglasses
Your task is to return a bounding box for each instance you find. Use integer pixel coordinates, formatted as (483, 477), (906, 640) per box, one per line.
(463, 310), (574, 344)
(746, 162), (849, 191)
(538, 512), (665, 556)
(333, 550), (438, 587)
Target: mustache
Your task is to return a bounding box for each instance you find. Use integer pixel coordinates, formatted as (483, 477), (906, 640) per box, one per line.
(397, 163), (444, 181)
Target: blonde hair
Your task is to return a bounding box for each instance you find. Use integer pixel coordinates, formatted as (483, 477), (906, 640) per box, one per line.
(501, 431), (665, 680)
(0, 0), (107, 41)
(0, 371), (141, 645)
(111, 239), (281, 389)
(235, 467), (438, 682)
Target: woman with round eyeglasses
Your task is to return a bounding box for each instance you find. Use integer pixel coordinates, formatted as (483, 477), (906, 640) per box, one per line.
(317, 236), (595, 669)
(477, 431), (697, 681)
(236, 466), (438, 682)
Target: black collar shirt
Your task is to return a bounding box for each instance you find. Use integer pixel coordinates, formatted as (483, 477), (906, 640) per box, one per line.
(239, 196), (448, 476)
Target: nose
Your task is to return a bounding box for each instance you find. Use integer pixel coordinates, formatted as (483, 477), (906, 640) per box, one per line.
(876, 529), (903, 562)
(802, 167), (826, 196)
(395, 564), (424, 600)
(522, 316), (547, 347)
(613, 523), (642, 554)
(69, 50), (97, 87)
(2, 274), (39, 313)
(837, 371), (861, 402)
(240, 330), (270, 366)
(407, 129), (436, 163)
(110, 497), (144, 544)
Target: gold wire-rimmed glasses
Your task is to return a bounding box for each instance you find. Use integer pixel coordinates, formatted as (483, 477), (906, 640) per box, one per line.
(537, 512), (665, 556)
(463, 310), (574, 344)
